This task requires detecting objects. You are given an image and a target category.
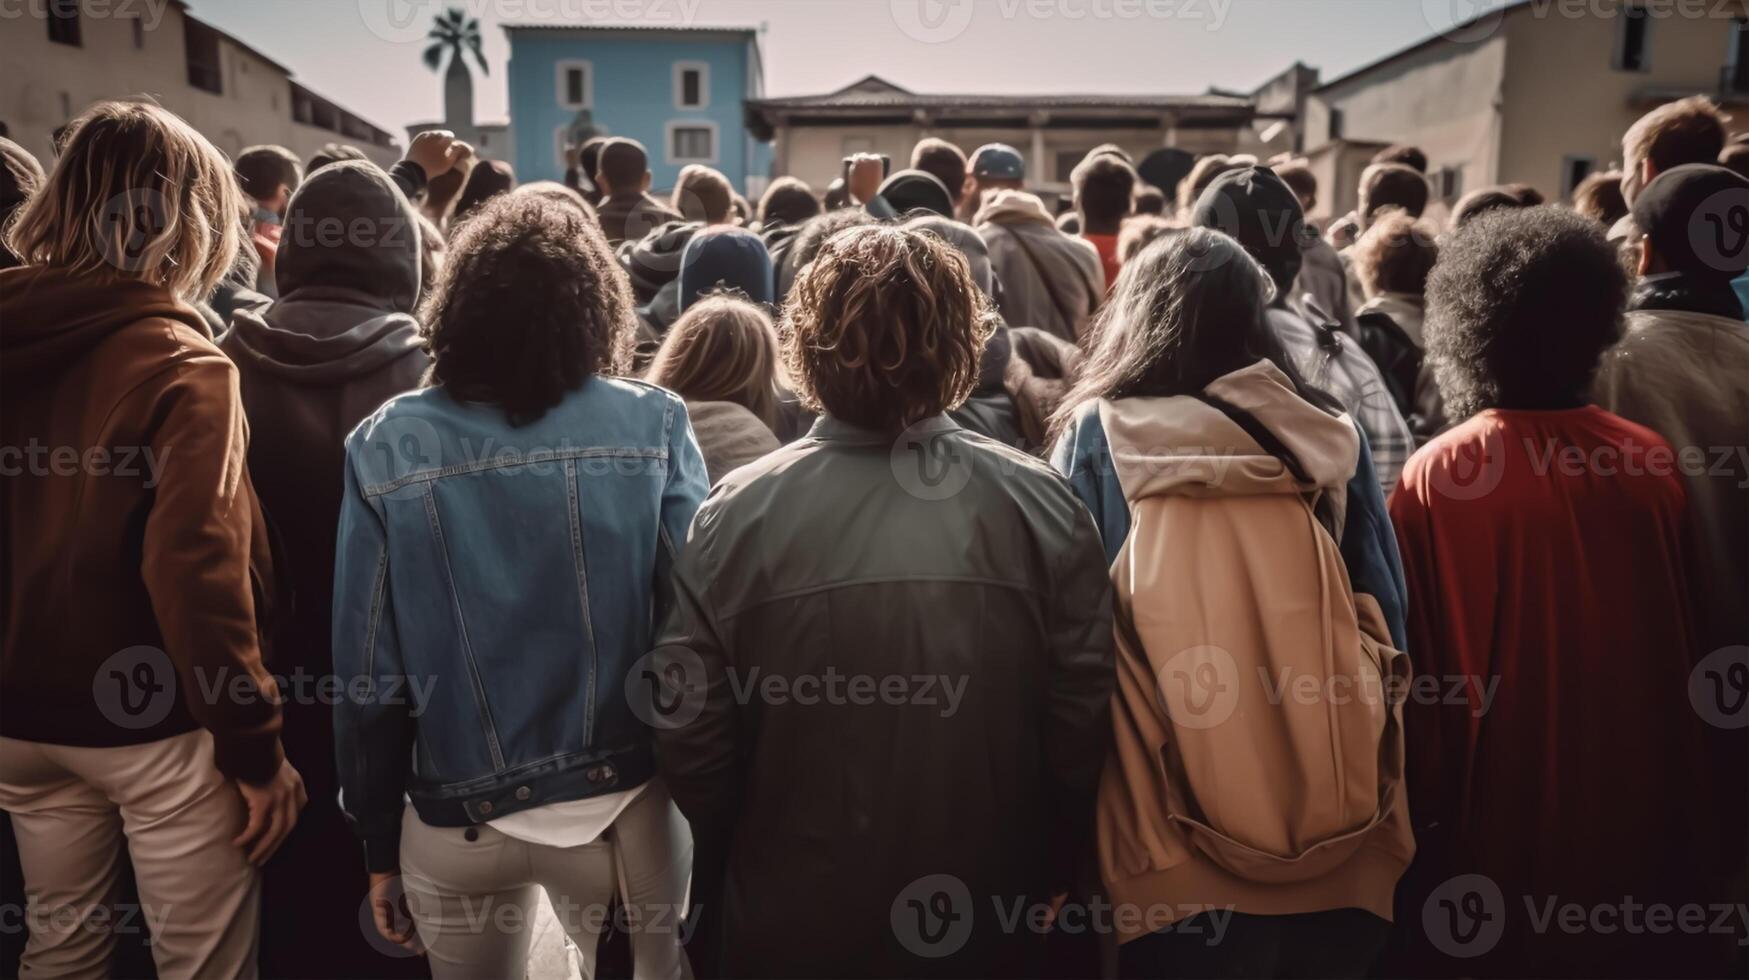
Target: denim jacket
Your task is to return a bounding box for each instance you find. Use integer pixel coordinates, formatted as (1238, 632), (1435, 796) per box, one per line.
(332, 377), (707, 871)
(1050, 399), (1408, 650)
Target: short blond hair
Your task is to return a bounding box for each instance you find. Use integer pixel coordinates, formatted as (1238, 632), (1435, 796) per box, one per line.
(5, 100), (244, 300)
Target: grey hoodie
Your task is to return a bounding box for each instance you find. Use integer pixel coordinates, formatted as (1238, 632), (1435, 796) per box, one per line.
(974, 190), (1103, 342)
(218, 158), (429, 744)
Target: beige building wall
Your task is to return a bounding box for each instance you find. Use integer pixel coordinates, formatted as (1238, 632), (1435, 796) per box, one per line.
(1305, 33), (1508, 219)
(2, 3), (398, 170)
(1497, 6), (1749, 197)
(777, 122), (1239, 196)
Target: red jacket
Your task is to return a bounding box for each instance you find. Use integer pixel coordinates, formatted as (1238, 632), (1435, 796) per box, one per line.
(1388, 406), (1726, 977)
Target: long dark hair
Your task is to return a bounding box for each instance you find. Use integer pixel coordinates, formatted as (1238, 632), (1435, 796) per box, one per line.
(1050, 227), (1335, 438)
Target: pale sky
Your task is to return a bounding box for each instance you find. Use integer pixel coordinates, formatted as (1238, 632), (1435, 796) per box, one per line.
(185, 0), (1510, 133)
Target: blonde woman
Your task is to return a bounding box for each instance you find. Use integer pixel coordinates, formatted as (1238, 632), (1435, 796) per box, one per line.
(646, 294), (783, 482)
(0, 101), (303, 978)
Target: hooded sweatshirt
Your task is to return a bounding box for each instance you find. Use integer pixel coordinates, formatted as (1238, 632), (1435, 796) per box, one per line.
(220, 161), (429, 713)
(975, 190), (1104, 342)
(1089, 361), (1413, 941)
(0, 267), (284, 781)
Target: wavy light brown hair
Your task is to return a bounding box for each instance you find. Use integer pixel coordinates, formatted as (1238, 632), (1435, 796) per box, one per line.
(647, 294), (780, 426)
(6, 100), (245, 300)
(782, 224), (994, 432)
(421, 192), (634, 425)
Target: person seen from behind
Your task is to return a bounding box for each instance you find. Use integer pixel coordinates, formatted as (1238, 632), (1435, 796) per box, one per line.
(1390, 205), (1726, 977)
(0, 99), (302, 979)
(333, 192), (706, 978)
(1052, 226), (1412, 980)
(651, 224), (1114, 978)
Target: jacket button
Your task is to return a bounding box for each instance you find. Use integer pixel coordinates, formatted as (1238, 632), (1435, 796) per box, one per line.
(478, 800), (493, 815)
(599, 764), (616, 781)
(586, 766), (604, 783)
(515, 786), (531, 801)
(464, 827), (480, 842)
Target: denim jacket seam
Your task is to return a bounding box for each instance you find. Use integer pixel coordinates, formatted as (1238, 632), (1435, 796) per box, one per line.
(423, 485), (506, 771)
(362, 446), (670, 496)
(563, 457), (600, 747)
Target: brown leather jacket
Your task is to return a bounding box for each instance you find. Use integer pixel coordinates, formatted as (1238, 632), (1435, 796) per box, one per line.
(0, 267), (283, 782)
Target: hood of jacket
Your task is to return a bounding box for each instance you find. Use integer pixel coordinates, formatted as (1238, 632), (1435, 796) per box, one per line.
(622, 219), (701, 301)
(0, 266), (209, 379)
(222, 288), (426, 383)
(276, 160), (421, 311)
(1098, 360), (1358, 510)
(974, 189), (1057, 229)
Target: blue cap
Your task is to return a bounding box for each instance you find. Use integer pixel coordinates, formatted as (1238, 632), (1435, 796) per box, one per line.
(970, 143), (1025, 181)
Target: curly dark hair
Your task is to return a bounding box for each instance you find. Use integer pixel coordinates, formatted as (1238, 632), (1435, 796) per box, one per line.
(420, 192), (635, 425)
(1425, 206), (1625, 420)
(782, 224), (995, 431)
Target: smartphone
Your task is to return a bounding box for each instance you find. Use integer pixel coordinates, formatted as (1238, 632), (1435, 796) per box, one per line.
(841, 154), (891, 184)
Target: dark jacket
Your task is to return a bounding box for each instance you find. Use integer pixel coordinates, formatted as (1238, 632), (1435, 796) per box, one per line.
(218, 161), (432, 976)
(652, 415), (1114, 977)
(221, 160), (430, 687)
(0, 267), (284, 781)
(598, 191), (683, 247)
(1352, 292), (1444, 442)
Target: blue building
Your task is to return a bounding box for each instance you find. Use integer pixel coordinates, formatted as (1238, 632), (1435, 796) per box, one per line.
(504, 24), (769, 193)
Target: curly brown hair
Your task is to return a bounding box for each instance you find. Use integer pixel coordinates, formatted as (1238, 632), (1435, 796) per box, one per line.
(420, 192), (634, 426)
(781, 224), (994, 432)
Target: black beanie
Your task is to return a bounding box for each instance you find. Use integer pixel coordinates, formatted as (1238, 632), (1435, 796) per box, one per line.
(877, 169), (955, 219)
(1190, 165), (1312, 298)
(1632, 162), (1749, 277)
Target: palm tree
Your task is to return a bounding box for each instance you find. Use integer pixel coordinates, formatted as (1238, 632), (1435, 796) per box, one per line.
(423, 8), (487, 131)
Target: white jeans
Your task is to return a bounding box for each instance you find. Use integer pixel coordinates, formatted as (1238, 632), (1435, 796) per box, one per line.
(399, 778), (693, 980)
(0, 731), (260, 980)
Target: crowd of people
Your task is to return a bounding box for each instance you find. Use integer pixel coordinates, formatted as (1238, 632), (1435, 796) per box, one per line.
(0, 88), (1745, 980)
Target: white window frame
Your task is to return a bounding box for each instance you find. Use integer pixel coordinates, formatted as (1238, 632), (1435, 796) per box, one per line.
(666, 120), (719, 166)
(673, 61), (709, 110)
(555, 60), (593, 110)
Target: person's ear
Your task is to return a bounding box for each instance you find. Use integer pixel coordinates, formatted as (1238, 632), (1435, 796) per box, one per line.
(640, 170), (652, 194)
(271, 184), (292, 215)
(1639, 157), (1657, 189)
(1637, 237), (1654, 277)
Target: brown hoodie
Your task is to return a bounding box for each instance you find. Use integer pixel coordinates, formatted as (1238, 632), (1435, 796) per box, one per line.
(0, 266), (283, 782)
